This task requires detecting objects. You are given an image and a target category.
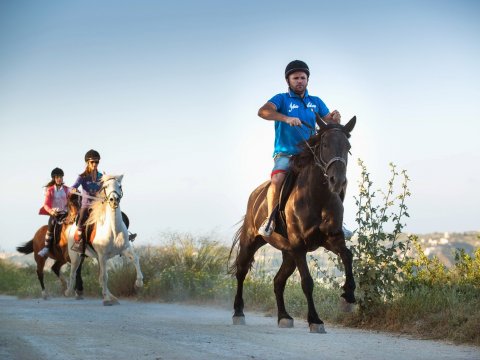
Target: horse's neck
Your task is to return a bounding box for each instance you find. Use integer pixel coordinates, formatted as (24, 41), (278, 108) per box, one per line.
(298, 166), (329, 195)
(103, 206), (124, 233)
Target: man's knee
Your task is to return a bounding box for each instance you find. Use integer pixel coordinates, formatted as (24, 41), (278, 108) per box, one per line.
(271, 172), (286, 187)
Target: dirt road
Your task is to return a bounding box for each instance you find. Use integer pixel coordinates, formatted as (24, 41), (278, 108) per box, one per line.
(0, 295), (478, 360)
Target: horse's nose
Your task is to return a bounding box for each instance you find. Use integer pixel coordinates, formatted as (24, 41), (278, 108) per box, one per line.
(109, 196), (119, 207)
(329, 175), (347, 193)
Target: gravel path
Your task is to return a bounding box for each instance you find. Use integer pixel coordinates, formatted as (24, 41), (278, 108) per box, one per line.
(0, 295), (478, 360)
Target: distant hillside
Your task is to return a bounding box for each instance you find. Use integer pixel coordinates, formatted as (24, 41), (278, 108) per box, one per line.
(0, 252), (36, 267)
(415, 231), (479, 267)
(1, 231), (478, 270)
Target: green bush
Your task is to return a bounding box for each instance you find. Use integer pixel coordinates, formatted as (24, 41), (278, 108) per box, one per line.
(351, 161), (413, 313)
(313, 160), (413, 314)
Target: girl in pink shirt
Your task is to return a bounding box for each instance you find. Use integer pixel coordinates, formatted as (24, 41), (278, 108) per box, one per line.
(38, 168), (70, 257)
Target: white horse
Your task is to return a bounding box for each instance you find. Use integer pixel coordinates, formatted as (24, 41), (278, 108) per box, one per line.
(64, 174), (144, 305)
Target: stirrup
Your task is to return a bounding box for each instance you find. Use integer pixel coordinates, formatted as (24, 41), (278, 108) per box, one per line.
(70, 240), (84, 254)
(128, 232), (137, 242)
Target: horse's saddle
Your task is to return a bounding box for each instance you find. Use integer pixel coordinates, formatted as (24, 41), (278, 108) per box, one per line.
(272, 171), (298, 239)
(50, 212), (68, 246)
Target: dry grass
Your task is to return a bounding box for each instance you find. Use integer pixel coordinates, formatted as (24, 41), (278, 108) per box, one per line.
(2, 232), (479, 346)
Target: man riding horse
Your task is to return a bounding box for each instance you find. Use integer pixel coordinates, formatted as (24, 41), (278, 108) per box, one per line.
(257, 60), (351, 238)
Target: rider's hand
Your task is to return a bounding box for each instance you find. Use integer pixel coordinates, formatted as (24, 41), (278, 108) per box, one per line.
(285, 117), (302, 126)
(331, 110), (341, 123)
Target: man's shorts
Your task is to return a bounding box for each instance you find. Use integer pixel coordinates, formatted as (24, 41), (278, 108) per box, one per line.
(271, 153), (292, 177)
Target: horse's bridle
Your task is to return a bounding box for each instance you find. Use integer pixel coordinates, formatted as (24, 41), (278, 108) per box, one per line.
(316, 129), (348, 176)
(296, 126), (349, 178)
(101, 178), (123, 208)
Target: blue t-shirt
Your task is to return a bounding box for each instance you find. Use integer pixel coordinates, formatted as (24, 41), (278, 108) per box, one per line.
(72, 171), (103, 208)
(269, 89), (329, 156)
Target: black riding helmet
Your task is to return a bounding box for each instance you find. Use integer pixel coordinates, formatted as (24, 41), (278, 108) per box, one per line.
(285, 60), (310, 78)
(85, 149), (101, 162)
(51, 167), (64, 178)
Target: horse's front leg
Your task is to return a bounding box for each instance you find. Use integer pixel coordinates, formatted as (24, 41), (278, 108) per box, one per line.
(121, 245), (144, 288)
(293, 252), (326, 333)
(51, 260), (67, 294)
(98, 255), (118, 306)
(324, 233), (356, 310)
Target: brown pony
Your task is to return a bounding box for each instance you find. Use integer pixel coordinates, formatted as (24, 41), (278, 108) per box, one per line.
(16, 194), (85, 299)
(229, 115), (356, 333)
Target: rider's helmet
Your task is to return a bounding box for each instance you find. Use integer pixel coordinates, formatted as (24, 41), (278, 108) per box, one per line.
(51, 167), (64, 178)
(85, 149), (101, 162)
(285, 60), (310, 78)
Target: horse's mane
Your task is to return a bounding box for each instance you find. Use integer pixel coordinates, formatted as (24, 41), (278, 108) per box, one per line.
(85, 175), (121, 226)
(290, 124), (351, 173)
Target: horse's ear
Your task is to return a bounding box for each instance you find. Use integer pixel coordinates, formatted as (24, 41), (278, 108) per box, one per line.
(344, 116), (356, 133)
(117, 174), (124, 183)
(315, 112), (327, 129)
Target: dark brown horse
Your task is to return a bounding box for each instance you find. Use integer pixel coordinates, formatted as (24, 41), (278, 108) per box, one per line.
(229, 115), (356, 333)
(16, 194), (85, 299)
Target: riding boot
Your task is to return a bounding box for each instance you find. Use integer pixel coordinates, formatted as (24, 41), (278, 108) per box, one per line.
(258, 217), (275, 237)
(38, 247), (49, 257)
(38, 232), (52, 258)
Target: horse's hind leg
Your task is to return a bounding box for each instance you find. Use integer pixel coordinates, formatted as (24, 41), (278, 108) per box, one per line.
(233, 235), (265, 324)
(74, 257), (85, 299)
(121, 245), (144, 288)
(293, 252), (325, 333)
(274, 251), (296, 328)
(36, 258), (48, 299)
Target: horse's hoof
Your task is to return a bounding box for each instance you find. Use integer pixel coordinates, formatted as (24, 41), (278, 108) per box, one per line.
(64, 290), (74, 297)
(278, 318), (294, 328)
(232, 316), (246, 325)
(135, 280), (144, 288)
(103, 300), (114, 306)
(42, 291), (49, 300)
(111, 298), (120, 305)
(340, 297), (355, 313)
(309, 323), (326, 333)
(75, 294), (84, 300)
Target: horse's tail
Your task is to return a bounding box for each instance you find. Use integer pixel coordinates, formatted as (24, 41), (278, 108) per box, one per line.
(17, 240), (34, 255)
(227, 216), (247, 275)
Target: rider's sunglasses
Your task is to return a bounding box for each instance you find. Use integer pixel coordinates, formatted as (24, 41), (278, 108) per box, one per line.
(88, 160), (99, 164)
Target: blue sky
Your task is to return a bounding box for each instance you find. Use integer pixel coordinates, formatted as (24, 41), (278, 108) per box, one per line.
(1, 0), (479, 252)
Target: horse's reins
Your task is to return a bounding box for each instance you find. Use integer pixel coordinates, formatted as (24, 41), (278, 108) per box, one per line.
(69, 178), (123, 204)
(293, 119), (347, 177)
